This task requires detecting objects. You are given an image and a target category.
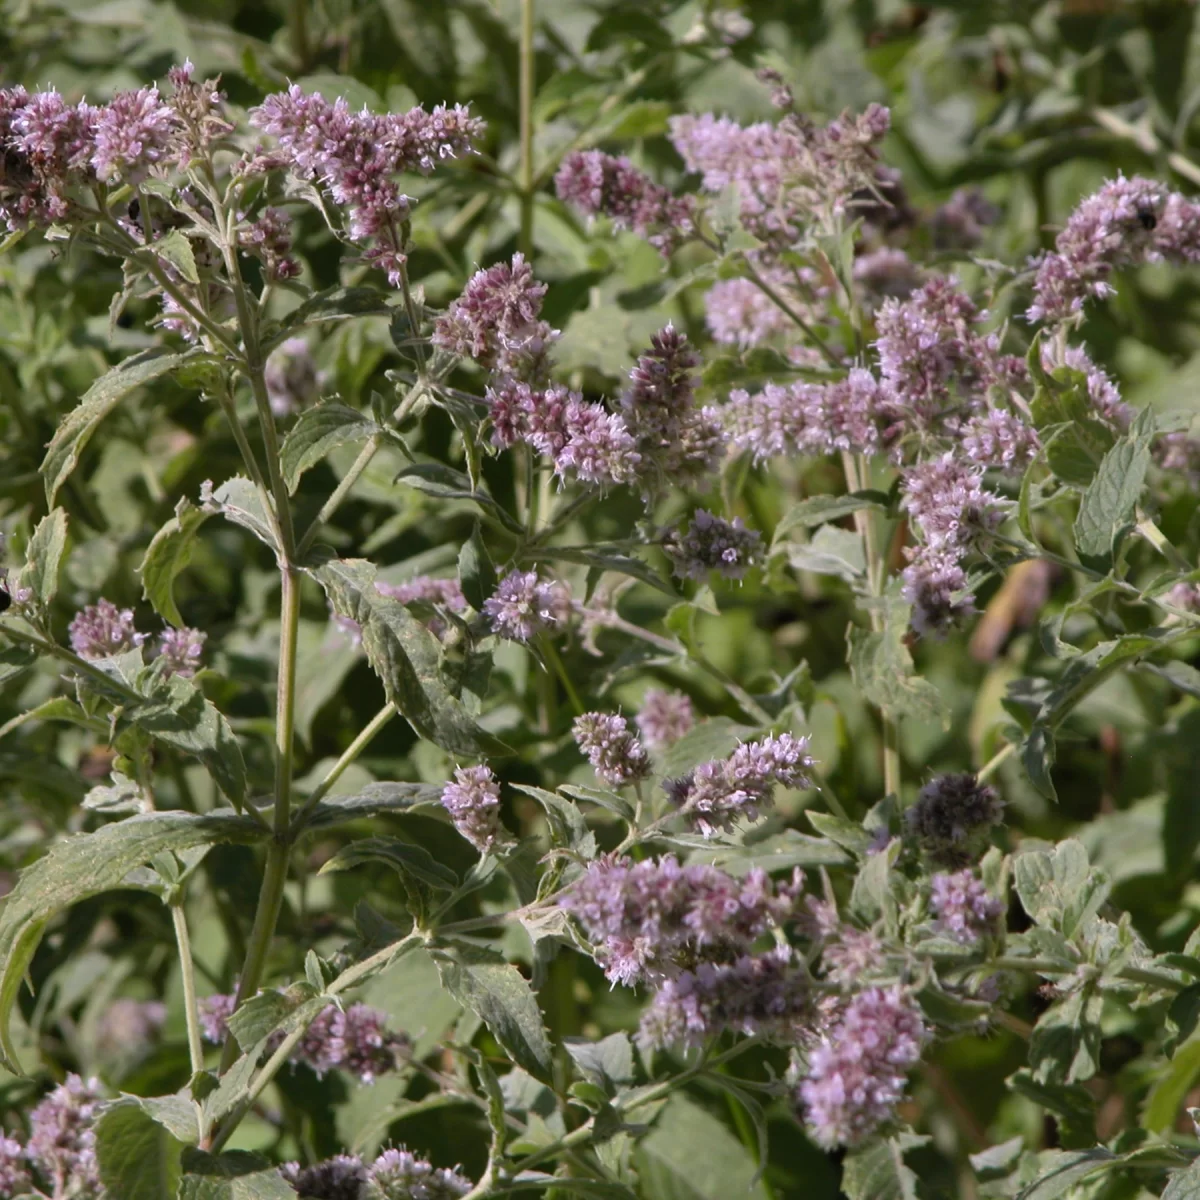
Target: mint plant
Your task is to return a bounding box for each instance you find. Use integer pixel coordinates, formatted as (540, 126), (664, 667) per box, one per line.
(4, 6), (1200, 1199)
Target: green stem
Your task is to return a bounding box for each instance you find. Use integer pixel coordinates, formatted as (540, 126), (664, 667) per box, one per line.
(212, 377), (281, 549)
(518, 0), (536, 257)
(296, 432), (384, 558)
(171, 898), (206, 1079)
(977, 741), (1015, 784)
(740, 257), (840, 369)
(290, 701), (398, 835)
(541, 637), (584, 716)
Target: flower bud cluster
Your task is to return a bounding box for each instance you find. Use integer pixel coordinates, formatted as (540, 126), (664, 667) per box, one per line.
(635, 689), (694, 751)
(572, 712), (651, 788)
(797, 987), (929, 1148)
(19, 1074), (106, 1198)
(200, 996), (407, 1084)
(68, 599), (205, 678)
(560, 854), (803, 986)
(929, 869), (1004, 944)
(440, 765), (505, 853)
(903, 773), (1003, 866)
(665, 733), (814, 837)
(282, 1146), (471, 1199)
(664, 509), (763, 582)
(482, 569), (572, 643)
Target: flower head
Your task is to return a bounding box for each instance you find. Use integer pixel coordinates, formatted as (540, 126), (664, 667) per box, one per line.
(929, 870), (1003, 944)
(555, 150), (695, 253)
(482, 570), (571, 642)
(432, 253), (555, 379)
(904, 772), (1003, 866)
(0, 1135), (32, 1197)
(91, 86), (178, 183)
(640, 947), (812, 1049)
(664, 509), (762, 581)
(666, 733), (814, 837)
(366, 1147), (472, 1199)
(441, 765), (504, 853)
(560, 854), (802, 986)
(27, 1074), (105, 1196)
(798, 987), (928, 1148)
(68, 599), (146, 659)
(572, 712), (651, 787)
(635, 689), (694, 751)
(281, 1154), (366, 1200)
(156, 626), (206, 677)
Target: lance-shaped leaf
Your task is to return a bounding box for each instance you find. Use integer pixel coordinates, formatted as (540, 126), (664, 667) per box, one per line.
(431, 941), (552, 1080)
(94, 1099), (185, 1199)
(848, 597), (949, 727)
(1073, 406), (1155, 566)
(178, 1149), (294, 1200)
(0, 810), (266, 1072)
(279, 402), (381, 492)
(15, 507), (68, 610)
(42, 349), (191, 504)
(126, 673), (248, 807)
(312, 556), (504, 755)
(140, 498), (211, 627)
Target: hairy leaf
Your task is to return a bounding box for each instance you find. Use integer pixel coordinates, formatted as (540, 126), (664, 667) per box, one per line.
(140, 498), (211, 627)
(94, 1100), (185, 1200)
(279, 402), (380, 492)
(1073, 407), (1154, 564)
(15, 507), (68, 610)
(0, 810), (265, 1072)
(42, 349), (190, 504)
(178, 1150), (293, 1200)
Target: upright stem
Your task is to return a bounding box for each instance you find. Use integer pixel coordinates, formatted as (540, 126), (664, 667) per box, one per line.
(518, 0), (536, 257)
(171, 898), (206, 1079)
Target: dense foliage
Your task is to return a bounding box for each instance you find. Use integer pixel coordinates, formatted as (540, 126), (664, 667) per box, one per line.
(8, 2), (1200, 1198)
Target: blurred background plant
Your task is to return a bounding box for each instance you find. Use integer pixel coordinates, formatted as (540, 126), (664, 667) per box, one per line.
(7, 1), (1200, 1198)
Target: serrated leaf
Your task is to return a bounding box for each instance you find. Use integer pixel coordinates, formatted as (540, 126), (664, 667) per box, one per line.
(1030, 989), (1103, 1084)
(320, 835), (459, 890)
(1073, 407), (1154, 564)
(633, 1095), (768, 1200)
(140, 498), (211, 627)
(512, 785), (595, 857)
(840, 1133), (929, 1200)
(94, 1099), (185, 1199)
(1013, 840), (1110, 937)
(847, 601), (949, 726)
(126, 674), (247, 806)
(225, 985), (320, 1051)
(15, 507), (68, 610)
(1015, 1149), (1118, 1200)
(393, 462), (524, 535)
(773, 492), (887, 545)
(564, 1033), (634, 1090)
(154, 229), (200, 284)
(268, 286), (394, 347)
(312, 556), (504, 756)
(42, 349), (190, 504)
(299, 781), (443, 831)
(432, 942), (552, 1080)
(178, 1149), (293, 1200)
(1164, 1161), (1200, 1199)
(458, 521), (494, 612)
(0, 811), (264, 1073)
(202, 477), (278, 553)
(533, 545), (675, 597)
(279, 402), (380, 493)
(787, 524), (865, 580)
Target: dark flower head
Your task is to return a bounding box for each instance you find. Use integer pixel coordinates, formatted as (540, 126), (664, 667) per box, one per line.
(904, 772), (1003, 865)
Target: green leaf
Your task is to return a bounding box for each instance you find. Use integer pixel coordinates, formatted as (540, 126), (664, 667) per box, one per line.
(848, 600), (949, 726)
(126, 674), (247, 807)
(202, 477), (279, 553)
(312, 556), (504, 756)
(42, 349), (190, 504)
(15, 507), (68, 611)
(268, 286), (394, 347)
(1029, 989), (1103, 1084)
(458, 521), (494, 612)
(1073, 407), (1154, 565)
(1164, 1162), (1200, 1199)
(319, 835), (459, 890)
(178, 1149), (293, 1200)
(787, 524), (865, 581)
(279, 402), (380, 493)
(393, 463), (523, 535)
(1015, 1149), (1118, 1200)
(633, 1095), (769, 1200)
(432, 941), (552, 1080)
(772, 492), (887, 545)
(94, 1100), (185, 1200)
(0, 810), (265, 1072)
(512, 785), (595, 857)
(300, 781), (443, 831)
(657, 718), (755, 778)
(841, 1133), (929, 1200)
(1013, 840), (1110, 937)
(225, 985), (322, 1051)
(154, 229), (200, 284)
(564, 1033), (634, 1091)
(1145, 1031), (1200, 1134)
(533, 545), (675, 597)
(139, 498), (211, 627)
